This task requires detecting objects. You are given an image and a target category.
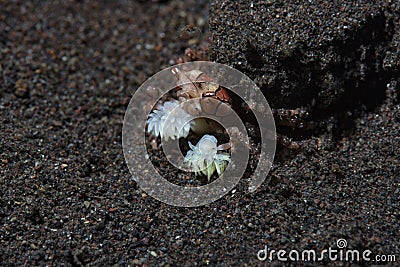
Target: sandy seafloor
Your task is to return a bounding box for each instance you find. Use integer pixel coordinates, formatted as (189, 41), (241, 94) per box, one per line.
(1, 1), (399, 266)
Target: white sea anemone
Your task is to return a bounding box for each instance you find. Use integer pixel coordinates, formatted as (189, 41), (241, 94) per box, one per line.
(147, 100), (193, 141)
(184, 134), (231, 181)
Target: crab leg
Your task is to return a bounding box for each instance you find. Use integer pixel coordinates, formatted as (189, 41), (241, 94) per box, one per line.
(277, 133), (322, 150)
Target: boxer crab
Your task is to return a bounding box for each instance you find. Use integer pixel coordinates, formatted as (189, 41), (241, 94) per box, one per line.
(176, 47), (323, 150)
(146, 66), (320, 181)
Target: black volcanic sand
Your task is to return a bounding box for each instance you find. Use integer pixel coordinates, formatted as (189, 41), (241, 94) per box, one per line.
(1, 1), (399, 266)
(210, 0), (400, 109)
